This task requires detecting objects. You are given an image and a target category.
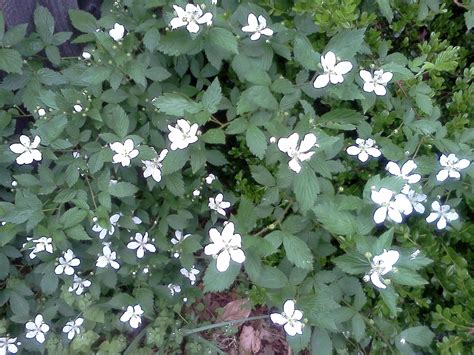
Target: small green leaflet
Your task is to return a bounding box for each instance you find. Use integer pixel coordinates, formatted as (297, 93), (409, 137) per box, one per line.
(153, 93), (203, 116)
(283, 234), (314, 270)
(203, 260), (240, 292)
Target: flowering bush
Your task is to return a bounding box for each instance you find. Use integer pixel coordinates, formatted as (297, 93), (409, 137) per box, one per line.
(0, 0), (473, 353)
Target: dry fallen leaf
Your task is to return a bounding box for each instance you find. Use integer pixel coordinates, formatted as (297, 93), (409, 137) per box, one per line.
(218, 298), (252, 322)
(239, 325), (262, 354)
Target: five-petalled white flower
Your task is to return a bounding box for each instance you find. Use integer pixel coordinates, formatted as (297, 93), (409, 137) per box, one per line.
(110, 139), (139, 167)
(241, 13), (273, 41)
(270, 300), (304, 336)
(436, 154), (470, 182)
(127, 232), (156, 258)
(68, 275), (91, 295)
(25, 315), (49, 344)
(0, 336), (20, 354)
(26, 237), (54, 259)
(168, 283), (181, 296)
(55, 249), (80, 276)
(10, 135), (42, 165)
(120, 305), (144, 329)
(109, 23), (125, 41)
(92, 214), (120, 239)
(425, 201), (459, 230)
(208, 193), (231, 216)
(62, 318), (84, 340)
(142, 149), (168, 183)
(169, 4), (213, 34)
(168, 119), (199, 150)
(401, 185), (427, 214)
(366, 249), (399, 289)
(360, 69), (393, 96)
(96, 245), (120, 270)
(204, 222), (245, 272)
(205, 173), (216, 184)
(180, 266), (200, 285)
(386, 160), (421, 184)
(371, 188), (412, 224)
(313, 51), (353, 89)
(346, 138), (381, 162)
(278, 133), (319, 173)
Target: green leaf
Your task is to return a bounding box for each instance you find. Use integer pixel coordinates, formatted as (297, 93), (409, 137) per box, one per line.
(2, 23), (28, 47)
(287, 326), (311, 353)
(0, 48), (22, 74)
(207, 27), (239, 55)
(153, 93), (202, 116)
(109, 182), (138, 197)
(246, 125), (267, 159)
(68, 9), (97, 33)
(0, 12), (4, 41)
(237, 86), (278, 114)
(9, 292), (29, 316)
(0, 253), (9, 280)
(201, 128), (225, 144)
(283, 234), (314, 270)
(391, 268), (428, 286)
(162, 149), (188, 175)
(333, 254), (370, 275)
(294, 166), (319, 212)
(352, 313), (366, 342)
(250, 165), (275, 186)
(293, 34), (319, 70)
(400, 326), (434, 347)
(60, 207), (88, 229)
(235, 197), (257, 234)
(377, 0), (394, 22)
(251, 265), (288, 289)
(203, 260), (240, 293)
(103, 104), (130, 138)
(66, 225), (92, 241)
(201, 78), (222, 114)
(165, 172), (185, 196)
(143, 27), (160, 52)
(325, 28), (366, 58)
(157, 30), (202, 56)
(380, 287), (398, 316)
(313, 203), (358, 236)
(40, 273), (59, 295)
(311, 328), (333, 355)
(34, 6), (55, 44)
(373, 228), (394, 254)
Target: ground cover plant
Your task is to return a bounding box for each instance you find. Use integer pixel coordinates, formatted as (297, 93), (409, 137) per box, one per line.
(0, 0), (473, 353)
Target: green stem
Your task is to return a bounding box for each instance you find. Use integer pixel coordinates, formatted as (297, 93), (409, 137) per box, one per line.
(181, 315), (269, 336)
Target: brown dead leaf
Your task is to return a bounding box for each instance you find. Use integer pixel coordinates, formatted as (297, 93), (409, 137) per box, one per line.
(239, 325), (262, 354)
(218, 298), (251, 322)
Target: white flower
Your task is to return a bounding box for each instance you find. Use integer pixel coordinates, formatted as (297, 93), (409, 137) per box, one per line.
(127, 232), (156, 258)
(27, 237), (54, 259)
(37, 108), (46, 117)
(55, 249), (80, 276)
(410, 249), (421, 260)
(270, 300), (303, 336)
(401, 185), (427, 214)
(169, 4), (213, 34)
(110, 139), (139, 167)
(204, 222), (245, 272)
(360, 69), (393, 96)
(68, 275), (91, 295)
(120, 305), (144, 329)
(168, 283), (181, 296)
(142, 149), (168, 182)
(208, 193), (231, 216)
(96, 245), (120, 270)
(82, 51), (91, 60)
(72, 151), (81, 159)
(436, 154), (470, 182)
(109, 23), (125, 41)
(25, 315), (49, 344)
(92, 214), (120, 239)
(9, 135), (42, 165)
(277, 133), (319, 173)
(386, 160), (421, 184)
(0, 336), (20, 354)
(366, 249), (399, 289)
(171, 230), (190, 258)
(192, 189), (201, 197)
(313, 51), (353, 89)
(241, 13), (273, 41)
(205, 173), (216, 184)
(73, 104), (83, 113)
(346, 138), (381, 162)
(211, 0), (217, 4)
(168, 119), (199, 150)
(62, 318), (84, 340)
(180, 266), (200, 285)
(371, 188), (412, 224)
(425, 201), (459, 230)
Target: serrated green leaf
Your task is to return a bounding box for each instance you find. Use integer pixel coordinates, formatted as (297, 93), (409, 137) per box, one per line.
(373, 228), (394, 254)
(251, 265), (288, 289)
(68, 9), (97, 33)
(165, 172), (185, 196)
(207, 27), (238, 55)
(352, 313), (366, 342)
(143, 27), (160, 52)
(250, 165), (275, 186)
(103, 104), (130, 138)
(40, 273), (59, 295)
(294, 166), (319, 212)
(237, 86), (278, 114)
(246, 125), (267, 159)
(66, 225), (92, 241)
(109, 182), (138, 197)
(0, 48), (22, 74)
(333, 254), (370, 275)
(60, 207), (87, 229)
(34, 6), (55, 44)
(203, 260), (240, 292)
(311, 328), (333, 355)
(293, 34), (319, 70)
(325, 28), (366, 58)
(400, 326), (434, 347)
(201, 78), (222, 114)
(153, 93), (202, 116)
(377, 0), (394, 22)
(283, 234), (313, 270)
(162, 149), (188, 174)
(313, 202), (359, 236)
(287, 326), (311, 353)
(201, 128), (225, 144)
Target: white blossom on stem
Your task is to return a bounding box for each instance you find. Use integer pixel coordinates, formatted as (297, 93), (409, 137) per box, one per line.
(25, 315), (49, 344)
(168, 283), (181, 296)
(180, 266), (200, 285)
(127, 232), (156, 258)
(204, 222), (245, 272)
(55, 249), (80, 276)
(68, 275), (91, 295)
(169, 4), (213, 33)
(120, 305), (144, 329)
(92, 214), (120, 239)
(208, 193), (231, 216)
(171, 230), (190, 258)
(386, 160), (421, 184)
(26, 237), (54, 259)
(401, 185), (427, 214)
(142, 149), (168, 182)
(9, 135), (42, 165)
(96, 245), (120, 270)
(278, 133), (319, 173)
(365, 249), (399, 289)
(436, 154), (470, 182)
(241, 13), (273, 41)
(109, 23), (125, 41)
(425, 201), (459, 230)
(346, 138), (381, 162)
(371, 188), (412, 223)
(168, 119), (199, 150)
(62, 318), (84, 340)
(313, 51), (353, 89)
(270, 300), (303, 336)
(0, 336), (20, 354)
(110, 139), (139, 167)
(360, 69), (393, 96)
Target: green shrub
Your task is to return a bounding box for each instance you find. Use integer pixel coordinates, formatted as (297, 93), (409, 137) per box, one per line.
(0, 0), (472, 353)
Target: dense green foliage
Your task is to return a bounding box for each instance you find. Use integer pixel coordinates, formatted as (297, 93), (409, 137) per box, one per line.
(0, 0), (472, 353)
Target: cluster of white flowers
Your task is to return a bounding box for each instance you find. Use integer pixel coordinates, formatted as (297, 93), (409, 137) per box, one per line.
(277, 133), (319, 173)
(270, 300), (304, 336)
(371, 187), (412, 224)
(364, 249), (400, 289)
